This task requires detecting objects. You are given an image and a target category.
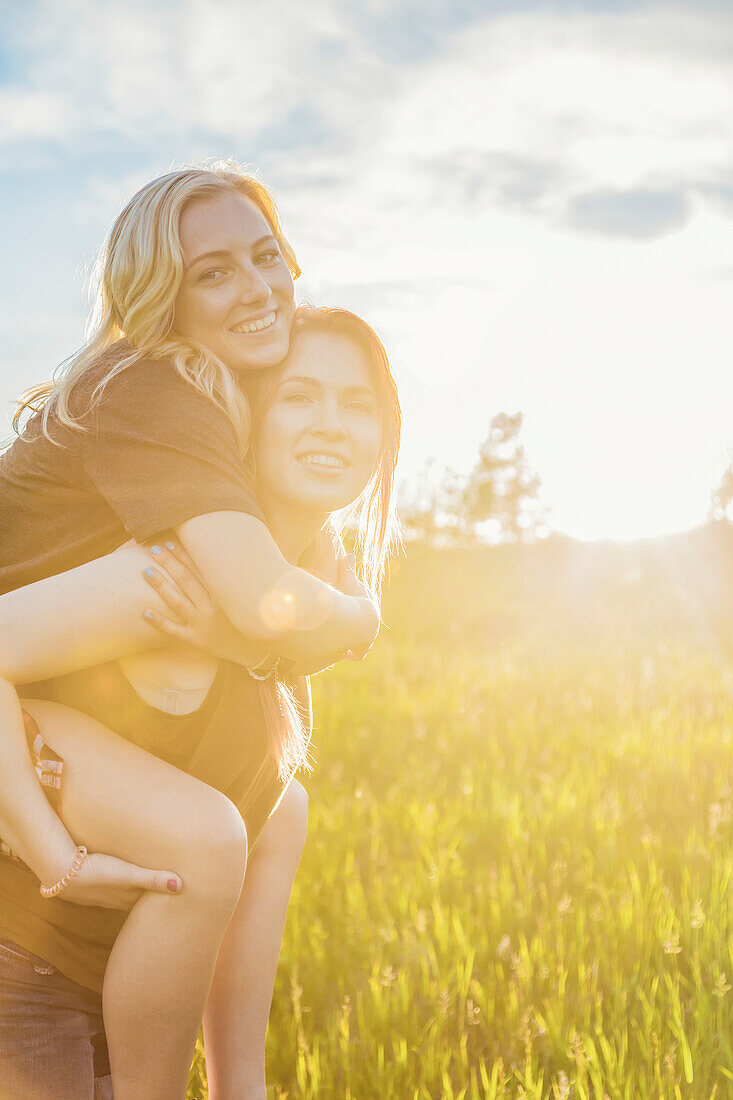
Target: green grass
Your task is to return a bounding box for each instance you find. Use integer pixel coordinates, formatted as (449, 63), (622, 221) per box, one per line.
(187, 540), (733, 1097)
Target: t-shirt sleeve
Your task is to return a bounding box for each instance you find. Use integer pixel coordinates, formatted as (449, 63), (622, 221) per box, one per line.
(79, 359), (263, 541)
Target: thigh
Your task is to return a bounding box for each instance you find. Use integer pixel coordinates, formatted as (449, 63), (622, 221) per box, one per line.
(18, 699), (244, 877)
(0, 937), (105, 1100)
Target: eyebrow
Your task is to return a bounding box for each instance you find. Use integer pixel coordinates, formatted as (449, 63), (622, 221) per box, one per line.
(279, 376), (376, 397)
(187, 236), (279, 269)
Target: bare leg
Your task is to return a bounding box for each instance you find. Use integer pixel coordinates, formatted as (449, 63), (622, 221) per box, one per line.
(203, 779), (309, 1100)
(20, 700), (249, 1100)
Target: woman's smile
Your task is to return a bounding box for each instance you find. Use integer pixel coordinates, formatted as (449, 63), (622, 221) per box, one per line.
(174, 192), (295, 372)
(255, 330), (383, 518)
(296, 451), (351, 473)
(230, 310), (278, 335)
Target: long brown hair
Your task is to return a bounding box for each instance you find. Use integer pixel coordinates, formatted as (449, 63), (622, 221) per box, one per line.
(248, 307), (402, 784)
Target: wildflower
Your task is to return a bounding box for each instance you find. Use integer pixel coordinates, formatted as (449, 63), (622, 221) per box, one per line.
(713, 971), (731, 998)
(690, 899), (705, 928)
(554, 1070), (571, 1100)
(557, 893), (574, 915)
(662, 931), (681, 955)
(497, 934), (512, 960)
(570, 1031), (587, 1067)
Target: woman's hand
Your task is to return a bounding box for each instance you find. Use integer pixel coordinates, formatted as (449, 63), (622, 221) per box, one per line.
(298, 524), (345, 584)
(57, 850), (183, 912)
(140, 541), (264, 667)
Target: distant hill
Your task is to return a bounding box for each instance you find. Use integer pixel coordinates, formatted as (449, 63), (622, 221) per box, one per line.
(382, 523), (733, 647)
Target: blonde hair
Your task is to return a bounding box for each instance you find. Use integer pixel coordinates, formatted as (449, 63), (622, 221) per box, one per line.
(9, 161), (307, 783)
(12, 161), (300, 453)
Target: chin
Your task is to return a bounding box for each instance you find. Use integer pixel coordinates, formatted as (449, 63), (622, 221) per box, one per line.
(234, 343), (289, 372)
(301, 487), (361, 512)
(227, 327), (291, 372)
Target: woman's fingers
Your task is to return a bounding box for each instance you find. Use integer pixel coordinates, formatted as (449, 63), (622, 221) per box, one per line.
(149, 542), (211, 608)
(99, 854), (182, 894)
(160, 538), (202, 578)
(142, 565), (196, 625)
(128, 865), (182, 895)
(63, 853), (183, 909)
(141, 607), (198, 644)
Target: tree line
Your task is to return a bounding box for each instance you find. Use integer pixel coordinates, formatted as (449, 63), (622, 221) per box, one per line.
(399, 416), (733, 546)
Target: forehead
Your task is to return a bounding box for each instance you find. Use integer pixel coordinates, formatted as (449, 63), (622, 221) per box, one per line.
(280, 331), (375, 391)
(178, 192), (272, 261)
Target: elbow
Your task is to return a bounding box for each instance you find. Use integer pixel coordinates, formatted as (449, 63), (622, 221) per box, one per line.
(226, 569), (340, 644)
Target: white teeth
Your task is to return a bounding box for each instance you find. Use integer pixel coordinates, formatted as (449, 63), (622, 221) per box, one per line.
(231, 311), (276, 334)
(299, 454), (346, 469)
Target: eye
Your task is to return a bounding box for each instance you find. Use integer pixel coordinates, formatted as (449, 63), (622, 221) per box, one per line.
(197, 267), (229, 284)
(282, 391), (313, 404)
(255, 248), (282, 266)
(345, 398), (377, 414)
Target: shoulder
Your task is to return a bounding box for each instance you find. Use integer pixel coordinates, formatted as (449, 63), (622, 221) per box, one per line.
(74, 344), (228, 423)
(84, 345), (183, 403)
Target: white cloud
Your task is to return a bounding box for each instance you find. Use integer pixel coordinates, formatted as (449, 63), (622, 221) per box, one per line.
(2, 1), (733, 538)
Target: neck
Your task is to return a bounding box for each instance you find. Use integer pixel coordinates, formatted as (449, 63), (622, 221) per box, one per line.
(259, 494), (329, 564)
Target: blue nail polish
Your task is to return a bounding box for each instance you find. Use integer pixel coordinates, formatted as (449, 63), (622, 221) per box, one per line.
(165, 541), (175, 551)
(143, 566), (156, 579)
(151, 545), (162, 555)
(143, 610), (153, 621)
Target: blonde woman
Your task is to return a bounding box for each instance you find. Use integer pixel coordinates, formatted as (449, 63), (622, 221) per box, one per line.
(0, 165), (399, 1099)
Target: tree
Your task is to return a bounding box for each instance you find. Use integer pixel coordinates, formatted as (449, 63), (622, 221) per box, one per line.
(462, 412), (544, 543)
(398, 412), (546, 546)
(398, 460), (472, 545)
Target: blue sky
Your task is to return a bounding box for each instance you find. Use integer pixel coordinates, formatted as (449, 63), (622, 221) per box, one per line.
(1, 0), (732, 539)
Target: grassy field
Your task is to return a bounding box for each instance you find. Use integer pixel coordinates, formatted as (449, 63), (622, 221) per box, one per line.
(188, 539), (733, 1098)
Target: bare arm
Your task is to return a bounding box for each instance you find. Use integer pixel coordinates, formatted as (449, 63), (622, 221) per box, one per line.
(0, 546), (188, 888)
(0, 545), (181, 684)
(177, 512), (379, 664)
(0, 679), (80, 884)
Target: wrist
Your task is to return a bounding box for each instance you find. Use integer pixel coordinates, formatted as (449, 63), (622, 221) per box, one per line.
(13, 815), (78, 886)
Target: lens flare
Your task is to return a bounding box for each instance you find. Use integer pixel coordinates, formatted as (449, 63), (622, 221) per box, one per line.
(259, 570), (336, 631)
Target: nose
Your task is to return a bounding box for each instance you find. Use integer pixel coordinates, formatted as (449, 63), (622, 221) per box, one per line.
(236, 263), (271, 306)
(312, 397), (348, 440)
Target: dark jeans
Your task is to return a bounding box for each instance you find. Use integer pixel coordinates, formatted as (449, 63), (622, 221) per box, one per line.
(0, 937), (113, 1099)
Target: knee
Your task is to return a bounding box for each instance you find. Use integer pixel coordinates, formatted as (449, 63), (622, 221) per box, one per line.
(255, 779), (309, 867)
(186, 790), (248, 912)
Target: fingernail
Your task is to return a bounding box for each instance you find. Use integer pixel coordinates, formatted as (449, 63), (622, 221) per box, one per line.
(143, 610), (154, 621)
(151, 545), (162, 556)
(165, 541), (175, 550)
(143, 566), (156, 579)
(167, 878), (180, 893)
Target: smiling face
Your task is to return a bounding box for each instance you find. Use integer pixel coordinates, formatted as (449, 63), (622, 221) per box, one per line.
(255, 330), (383, 518)
(173, 190), (296, 371)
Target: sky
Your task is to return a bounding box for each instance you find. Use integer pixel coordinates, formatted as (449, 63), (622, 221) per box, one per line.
(0, 0), (731, 541)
